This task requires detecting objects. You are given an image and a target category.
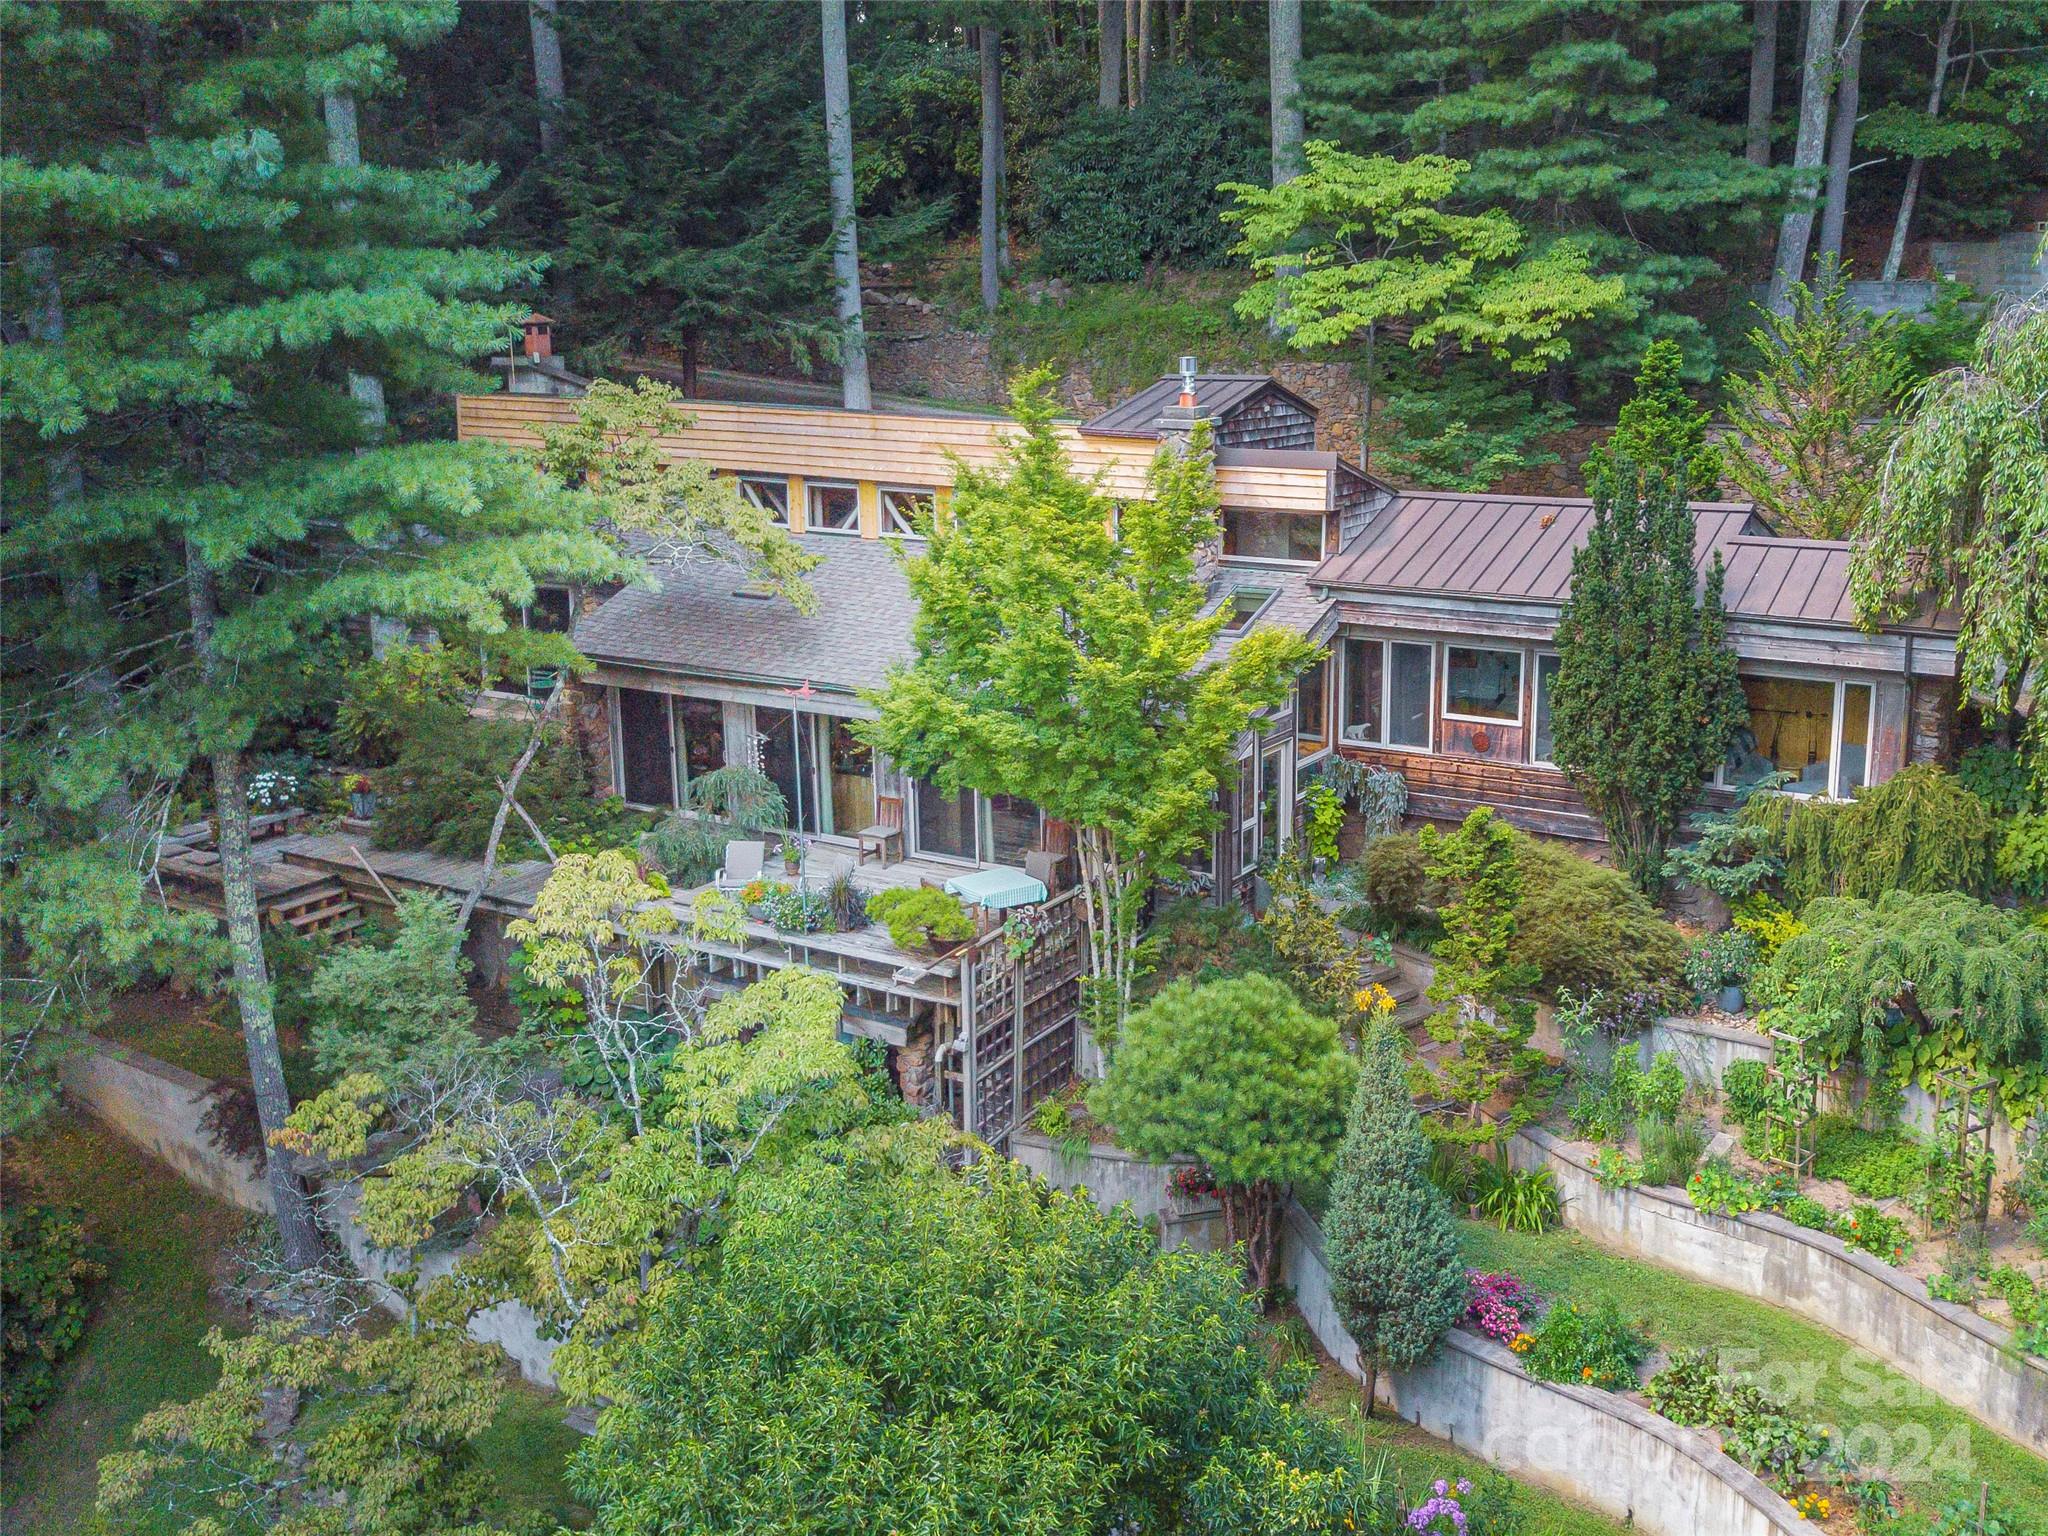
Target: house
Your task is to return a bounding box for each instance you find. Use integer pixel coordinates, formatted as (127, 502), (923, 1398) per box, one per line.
(453, 334), (1959, 903)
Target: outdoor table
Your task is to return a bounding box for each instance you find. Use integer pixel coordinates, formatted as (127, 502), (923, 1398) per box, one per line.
(943, 864), (1048, 911)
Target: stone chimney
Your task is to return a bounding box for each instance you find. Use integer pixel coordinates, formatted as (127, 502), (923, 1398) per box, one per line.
(521, 313), (555, 360)
(1155, 354), (1203, 451)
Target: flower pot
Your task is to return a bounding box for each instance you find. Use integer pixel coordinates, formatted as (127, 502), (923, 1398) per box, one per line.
(1717, 983), (1745, 1014)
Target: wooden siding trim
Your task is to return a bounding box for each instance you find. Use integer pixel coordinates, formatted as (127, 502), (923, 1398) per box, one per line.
(457, 394), (1333, 512)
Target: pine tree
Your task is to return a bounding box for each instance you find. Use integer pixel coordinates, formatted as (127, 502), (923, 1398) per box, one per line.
(1, 3), (623, 1258)
(1591, 339), (1720, 499)
(1324, 1019), (1467, 1416)
(1549, 464), (1748, 891)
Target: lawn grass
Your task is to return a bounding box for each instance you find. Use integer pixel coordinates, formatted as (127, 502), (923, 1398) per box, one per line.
(1306, 1362), (1629, 1536)
(96, 984), (323, 1100)
(1, 1113), (242, 1536)
(472, 1378), (590, 1530)
(1460, 1221), (2048, 1521)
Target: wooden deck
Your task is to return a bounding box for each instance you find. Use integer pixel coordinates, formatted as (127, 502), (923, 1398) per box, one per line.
(280, 833), (555, 913)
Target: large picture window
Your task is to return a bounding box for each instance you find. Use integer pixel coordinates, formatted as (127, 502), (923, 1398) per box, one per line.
(1530, 653), (1561, 765)
(1389, 642), (1433, 749)
(1723, 675), (1875, 799)
(1296, 656), (1328, 755)
(1221, 507), (1324, 564)
(1443, 646), (1523, 724)
(1339, 637), (1431, 750)
(1341, 637), (1384, 744)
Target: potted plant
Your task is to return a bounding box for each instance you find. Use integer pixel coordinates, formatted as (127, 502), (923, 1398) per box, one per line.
(1683, 929), (1757, 1014)
(343, 773), (376, 820)
(866, 887), (976, 953)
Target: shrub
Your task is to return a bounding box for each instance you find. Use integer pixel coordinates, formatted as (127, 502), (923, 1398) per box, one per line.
(1729, 891), (1804, 962)
(1720, 1398), (1833, 1493)
(1958, 745), (2040, 817)
(307, 892), (478, 1079)
(1682, 929), (1757, 997)
(375, 704), (615, 861)
(821, 867), (869, 932)
(1634, 1050), (1688, 1122)
(1812, 1119), (1924, 1200)
(1591, 1146), (1644, 1187)
(1687, 1157), (1766, 1216)
(1998, 813), (2048, 901)
(1464, 1269), (1540, 1345)
(330, 642), (476, 767)
(1520, 1298), (1650, 1392)
(865, 887), (975, 952)
(1362, 831), (1434, 926)
(1645, 1346), (1731, 1426)
(1841, 1203), (1913, 1265)
(1637, 1113), (1709, 1187)
(1, 1204), (104, 1434)
(1721, 1059), (1773, 1124)
(1778, 1193), (1839, 1233)
(1512, 837), (1687, 998)
(1740, 764), (1999, 907)
(1027, 67), (1261, 281)
(1471, 1147), (1560, 1234)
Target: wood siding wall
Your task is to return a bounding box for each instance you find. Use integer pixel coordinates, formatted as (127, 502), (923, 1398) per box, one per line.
(1216, 391), (1317, 451)
(457, 394), (1334, 513)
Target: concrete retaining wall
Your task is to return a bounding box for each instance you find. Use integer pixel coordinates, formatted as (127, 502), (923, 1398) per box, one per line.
(63, 1037), (561, 1386)
(1510, 1126), (2048, 1455)
(1010, 1130), (1224, 1252)
(1282, 1202), (1805, 1536)
(59, 1036), (274, 1213)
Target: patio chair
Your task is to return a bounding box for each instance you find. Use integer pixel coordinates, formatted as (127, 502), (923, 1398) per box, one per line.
(1023, 848), (1060, 894)
(715, 840), (766, 893)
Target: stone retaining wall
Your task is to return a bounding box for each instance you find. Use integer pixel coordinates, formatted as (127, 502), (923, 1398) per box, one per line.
(1282, 1202), (1806, 1536)
(1509, 1126), (2048, 1454)
(1009, 1129), (1223, 1252)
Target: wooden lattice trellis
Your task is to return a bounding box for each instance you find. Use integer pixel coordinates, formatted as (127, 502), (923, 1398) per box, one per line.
(1761, 1027), (1827, 1179)
(958, 889), (1086, 1152)
(1924, 1067), (1997, 1237)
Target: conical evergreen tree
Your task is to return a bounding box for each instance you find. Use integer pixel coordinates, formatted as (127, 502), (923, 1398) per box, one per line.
(1323, 1019), (1467, 1416)
(1591, 339), (1720, 499)
(1, 3), (623, 1255)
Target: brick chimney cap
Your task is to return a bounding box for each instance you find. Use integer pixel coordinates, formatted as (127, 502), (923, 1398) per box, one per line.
(522, 312), (556, 327)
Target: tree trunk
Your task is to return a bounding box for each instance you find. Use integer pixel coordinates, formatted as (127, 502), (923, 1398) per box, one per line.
(1098, 0), (1123, 110)
(1745, 0), (1779, 167)
(1136, 0), (1151, 104)
(1766, 0), (1840, 311)
(528, 0), (565, 159)
(322, 91), (388, 437)
(820, 0), (870, 410)
(1268, 0), (1303, 186)
(1221, 1179), (1284, 1294)
(1125, 0), (1139, 109)
(186, 543), (323, 1270)
(1817, 1), (1864, 269)
(1880, 0), (1960, 283)
(979, 26), (1003, 312)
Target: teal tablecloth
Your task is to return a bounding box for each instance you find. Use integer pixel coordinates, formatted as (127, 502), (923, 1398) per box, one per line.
(944, 865), (1048, 911)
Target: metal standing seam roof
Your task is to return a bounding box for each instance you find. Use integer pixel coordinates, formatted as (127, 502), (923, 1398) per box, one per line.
(1079, 374), (1319, 437)
(1307, 490), (1941, 630)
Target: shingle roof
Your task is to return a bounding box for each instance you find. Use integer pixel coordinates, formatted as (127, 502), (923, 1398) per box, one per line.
(1201, 564), (1334, 665)
(574, 535), (917, 695)
(1080, 374), (1318, 437)
(1306, 490), (1950, 630)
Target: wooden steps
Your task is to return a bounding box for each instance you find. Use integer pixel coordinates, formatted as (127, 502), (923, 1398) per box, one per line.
(157, 849), (365, 940)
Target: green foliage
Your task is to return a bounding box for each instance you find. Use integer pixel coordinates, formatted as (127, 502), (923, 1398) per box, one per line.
(1959, 746), (2042, 818)
(1589, 340), (1719, 502)
(1998, 814), (2048, 902)
(1811, 1118), (1924, 1200)
(1511, 836), (1686, 999)
(96, 1320), (516, 1536)
(1686, 1157), (1766, 1217)
(989, 275), (1276, 407)
(865, 886), (974, 952)
(1720, 1060), (1773, 1126)
(1644, 1346), (1836, 1494)
(1324, 1022), (1468, 1398)
(307, 892), (477, 1079)
(1, 1203), (104, 1435)
(569, 1125), (1370, 1535)
(641, 765), (788, 888)
(1740, 765), (2000, 907)
(331, 642), (478, 768)
(1765, 890), (2048, 1122)
(1257, 849), (1368, 1019)
(1635, 1113), (1708, 1188)
(1635, 1051), (1688, 1123)
(1840, 1204), (1914, 1266)
(1029, 67), (1261, 281)
(1683, 930), (1756, 996)
(1142, 896), (1280, 994)
(1645, 1346), (1730, 1426)
(1721, 265), (1908, 538)
(1549, 458), (1747, 890)
(1661, 774), (1788, 901)
(1226, 141), (1626, 376)
(1852, 290), (2048, 779)
(1421, 810), (1544, 1137)
(1301, 780), (1346, 863)
(1369, 367), (1572, 492)
(1471, 1150), (1561, 1236)
(1090, 974), (1354, 1289)
(862, 372), (1314, 1025)
(1520, 1298), (1649, 1392)
(1730, 892), (1805, 964)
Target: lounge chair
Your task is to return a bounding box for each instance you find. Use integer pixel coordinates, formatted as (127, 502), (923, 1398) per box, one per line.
(715, 840), (766, 893)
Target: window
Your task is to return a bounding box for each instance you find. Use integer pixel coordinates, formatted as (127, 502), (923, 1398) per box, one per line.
(1222, 507), (1324, 564)
(759, 709), (828, 834)
(616, 687), (675, 808)
(827, 719), (874, 833)
(672, 696), (725, 795)
(1443, 646), (1523, 724)
(1723, 676), (1877, 798)
(878, 486), (935, 536)
(986, 793), (1041, 865)
(913, 778), (978, 861)
(738, 475), (790, 524)
(528, 585), (573, 634)
(1341, 637), (1384, 744)
(1296, 657), (1328, 753)
(1259, 741), (1287, 860)
(1217, 586), (1275, 636)
(1389, 642), (1433, 749)
(807, 481), (860, 534)
(1237, 751), (1259, 872)
(1530, 653), (1561, 765)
